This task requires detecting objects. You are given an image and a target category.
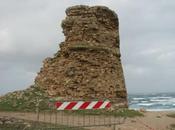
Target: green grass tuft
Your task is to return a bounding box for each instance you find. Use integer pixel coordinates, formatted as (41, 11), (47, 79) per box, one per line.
(167, 113), (175, 118)
(0, 85), (50, 112)
(169, 124), (175, 130)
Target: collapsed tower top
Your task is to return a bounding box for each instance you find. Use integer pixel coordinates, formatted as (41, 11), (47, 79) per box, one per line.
(62, 5), (120, 49)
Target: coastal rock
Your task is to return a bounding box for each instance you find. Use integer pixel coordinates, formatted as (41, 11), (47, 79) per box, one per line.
(35, 5), (127, 106)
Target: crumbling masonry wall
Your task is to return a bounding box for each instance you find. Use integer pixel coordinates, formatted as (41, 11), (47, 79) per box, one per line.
(35, 5), (127, 107)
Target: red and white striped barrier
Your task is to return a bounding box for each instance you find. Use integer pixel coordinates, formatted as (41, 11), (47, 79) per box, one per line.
(55, 100), (111, 110)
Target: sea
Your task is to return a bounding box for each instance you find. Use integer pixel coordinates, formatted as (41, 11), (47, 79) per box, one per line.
(128, 92), (175, 111)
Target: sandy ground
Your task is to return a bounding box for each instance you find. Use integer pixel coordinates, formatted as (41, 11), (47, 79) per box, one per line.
(0, 111), (174, 130)
(117, 111), (175, 130)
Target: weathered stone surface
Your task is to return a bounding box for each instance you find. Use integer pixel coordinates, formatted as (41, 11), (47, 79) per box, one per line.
(35, 5), (127, 107)
(0, 116), (31, 129)
(0, 116), (24, 125)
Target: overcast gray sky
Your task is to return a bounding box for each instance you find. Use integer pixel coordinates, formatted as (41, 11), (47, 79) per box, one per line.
(0, 0), (175, 95)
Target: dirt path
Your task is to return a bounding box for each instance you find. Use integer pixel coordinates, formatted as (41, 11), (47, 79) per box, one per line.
(0, 111), (174, 130)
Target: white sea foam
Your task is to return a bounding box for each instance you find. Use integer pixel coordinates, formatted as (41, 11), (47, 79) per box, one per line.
(146, 108), (175, 112)
(141, 101), (148, 103)
(150, 99), (168, 102)
(138, 103), (154, 106)
(151, 96), (172, 99)
(168, 98), (175, 102)
(150, 97), (175, 103)
(130, 108), (175, 111)
(130, 101), (139, 103)
(133, 98), (145, 100)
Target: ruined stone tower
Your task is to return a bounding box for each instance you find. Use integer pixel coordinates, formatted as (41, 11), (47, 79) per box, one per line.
(35, 5), (127, 107)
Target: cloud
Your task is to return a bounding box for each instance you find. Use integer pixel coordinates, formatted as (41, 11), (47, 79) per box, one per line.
(0, 28), (13, 52)
(0, 0), (175, 94)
